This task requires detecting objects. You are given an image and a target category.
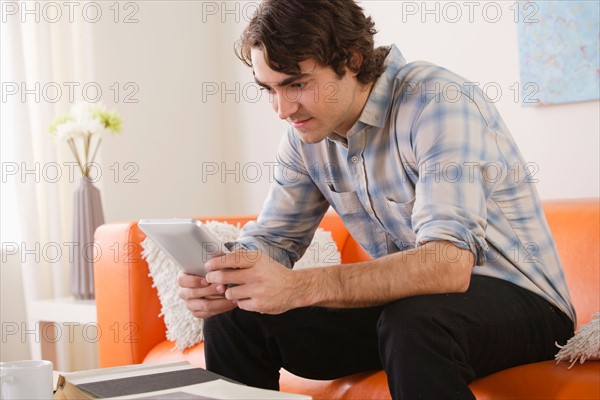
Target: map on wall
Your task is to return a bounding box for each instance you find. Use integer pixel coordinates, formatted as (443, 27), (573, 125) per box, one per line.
(517, 1), (599, 106)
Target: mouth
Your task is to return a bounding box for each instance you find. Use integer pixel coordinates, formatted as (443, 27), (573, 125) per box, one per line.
(290, 117), (312, 129)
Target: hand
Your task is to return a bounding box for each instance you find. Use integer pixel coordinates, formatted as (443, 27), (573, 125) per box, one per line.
(205, 250), (304, 315)
(177, 271), (237, 319)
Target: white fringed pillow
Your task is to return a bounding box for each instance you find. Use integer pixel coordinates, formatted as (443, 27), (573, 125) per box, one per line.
(141, 222), (341, 351)
(555, 313), (600, 368)
(141, 221), (241, 350)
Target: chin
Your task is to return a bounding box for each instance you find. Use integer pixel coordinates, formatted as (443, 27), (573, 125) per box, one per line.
(294, 128), (328, 145)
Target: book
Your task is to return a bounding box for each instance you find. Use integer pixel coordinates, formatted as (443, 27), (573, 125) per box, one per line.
(53, 361), (311, 400)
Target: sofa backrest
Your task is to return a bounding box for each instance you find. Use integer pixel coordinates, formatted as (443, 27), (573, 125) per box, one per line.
(542, 199), (599, 326)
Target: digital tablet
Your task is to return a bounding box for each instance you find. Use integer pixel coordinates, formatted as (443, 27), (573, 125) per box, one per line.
(138, 218), (227, 277)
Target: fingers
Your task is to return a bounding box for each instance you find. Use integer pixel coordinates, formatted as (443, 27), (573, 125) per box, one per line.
(177, 270), (204, 288)
(205, 268), (253, 286)
(177, 271), (229, 297)
(185, 297), (237, 319)
(177, 269), (229, 300)
(178, 280), (225, 301)
(222, 283), (247, 301)
(204, 250), (270, 286)
(205, 250), (265, 272)
(177, 271), (237, 318)
(222, 285), (258, 313)
(186, 250), (292, 316)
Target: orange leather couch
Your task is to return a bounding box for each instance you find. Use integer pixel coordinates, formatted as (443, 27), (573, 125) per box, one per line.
(94, 199), (599, 399)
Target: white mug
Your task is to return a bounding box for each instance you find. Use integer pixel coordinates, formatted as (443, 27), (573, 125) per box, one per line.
(0, 360), (53, 400)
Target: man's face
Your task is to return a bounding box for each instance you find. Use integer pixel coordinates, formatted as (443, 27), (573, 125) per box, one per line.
(251, 48), (365, 143)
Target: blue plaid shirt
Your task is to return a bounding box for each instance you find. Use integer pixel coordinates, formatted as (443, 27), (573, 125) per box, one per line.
(236, 45), (576, 323)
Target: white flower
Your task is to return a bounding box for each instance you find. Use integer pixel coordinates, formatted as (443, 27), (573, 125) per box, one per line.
(72, 101), (107, 119)
(76, 116), (105, 135)
(48, 101), (122, 178)
(54, 120), (84, 141)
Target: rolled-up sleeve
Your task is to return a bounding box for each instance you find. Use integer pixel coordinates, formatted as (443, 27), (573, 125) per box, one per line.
(408, 94), (508, 266)
(234, 128), (330, 268)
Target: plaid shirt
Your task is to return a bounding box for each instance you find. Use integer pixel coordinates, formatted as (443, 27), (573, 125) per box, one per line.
(236, 45), (576, 323)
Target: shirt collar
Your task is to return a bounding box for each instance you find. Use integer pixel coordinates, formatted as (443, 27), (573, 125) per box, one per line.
(357, 44), (406, 129)
(326, 44), (406, 144)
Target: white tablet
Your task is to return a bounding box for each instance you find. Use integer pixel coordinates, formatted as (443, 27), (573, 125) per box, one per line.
(138, 218), (227, 276)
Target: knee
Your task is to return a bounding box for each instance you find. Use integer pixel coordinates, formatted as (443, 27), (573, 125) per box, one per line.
(377, 296), (451, 345)
(204, 308), (257, 337)
(203, 311), (233, 341)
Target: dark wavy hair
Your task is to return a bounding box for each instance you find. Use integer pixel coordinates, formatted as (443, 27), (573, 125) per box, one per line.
(235, 0), (387, 84)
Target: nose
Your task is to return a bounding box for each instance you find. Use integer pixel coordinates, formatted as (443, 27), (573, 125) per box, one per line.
(274, 91), (300, 120)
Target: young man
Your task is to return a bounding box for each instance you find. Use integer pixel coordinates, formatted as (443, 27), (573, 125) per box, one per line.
(178, 1), (575, 398)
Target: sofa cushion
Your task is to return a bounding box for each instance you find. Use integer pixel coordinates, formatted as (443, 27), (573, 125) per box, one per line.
(279, 362), (600, 400)
(280, 369), (391, 400)
(469, 360), (600, 400)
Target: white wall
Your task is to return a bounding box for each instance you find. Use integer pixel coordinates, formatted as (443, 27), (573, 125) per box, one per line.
(90, 1), (227, 221)
(89, 1), (598, 223)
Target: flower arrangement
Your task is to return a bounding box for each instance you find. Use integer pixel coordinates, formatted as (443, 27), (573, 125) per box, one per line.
(48, 102), (122, 178)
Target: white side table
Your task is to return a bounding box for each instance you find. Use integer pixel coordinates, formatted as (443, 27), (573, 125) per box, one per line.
(27, 297), (98, 372)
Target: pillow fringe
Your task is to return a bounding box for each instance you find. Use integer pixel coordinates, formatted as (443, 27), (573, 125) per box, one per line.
(555, 313), (600, 368)
(142, 237), (203, 350)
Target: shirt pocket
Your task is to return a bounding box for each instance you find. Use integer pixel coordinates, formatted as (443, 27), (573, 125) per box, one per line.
(328, 189), (363, 215)
(385, 196), (415, 219)
(384, 196), (417, 248)
(326, 189), (388, 257)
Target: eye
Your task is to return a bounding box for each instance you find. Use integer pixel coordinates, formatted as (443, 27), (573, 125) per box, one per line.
(291, 82), (306, 89)
(258, 86), (275, 94)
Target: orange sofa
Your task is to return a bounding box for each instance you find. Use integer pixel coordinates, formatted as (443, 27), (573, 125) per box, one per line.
(94, 199), (599, 399)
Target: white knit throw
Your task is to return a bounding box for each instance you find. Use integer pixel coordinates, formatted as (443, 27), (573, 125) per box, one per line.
(141, 221), (341, 351)
(555, 313), (600, 368)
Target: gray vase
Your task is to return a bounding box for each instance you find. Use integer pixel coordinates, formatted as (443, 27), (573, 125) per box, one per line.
(71, 177), (104, 300)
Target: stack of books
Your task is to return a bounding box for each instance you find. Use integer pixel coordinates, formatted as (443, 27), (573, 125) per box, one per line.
(53, 361), (311, 399)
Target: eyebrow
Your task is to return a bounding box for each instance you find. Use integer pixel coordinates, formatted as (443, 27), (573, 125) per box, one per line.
(254, 73), (311, 89)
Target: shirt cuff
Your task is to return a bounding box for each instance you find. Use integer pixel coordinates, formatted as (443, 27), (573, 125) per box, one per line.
(415, 220), (488, 266)
(226, 239), (294, 269)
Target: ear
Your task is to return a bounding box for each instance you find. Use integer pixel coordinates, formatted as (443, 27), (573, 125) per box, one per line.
(348, 51), (363, 75)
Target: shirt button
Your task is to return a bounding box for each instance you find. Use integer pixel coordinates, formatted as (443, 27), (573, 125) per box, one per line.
(351, 156), (359, 163)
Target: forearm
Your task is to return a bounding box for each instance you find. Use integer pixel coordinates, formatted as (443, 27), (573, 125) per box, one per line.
(294, 241), (475, 309)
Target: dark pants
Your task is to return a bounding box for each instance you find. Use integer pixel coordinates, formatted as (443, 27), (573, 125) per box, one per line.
(203, 275), (574, 400)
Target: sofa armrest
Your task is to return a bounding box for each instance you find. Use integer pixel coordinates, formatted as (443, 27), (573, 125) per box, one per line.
(94, 221), (166, 367)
